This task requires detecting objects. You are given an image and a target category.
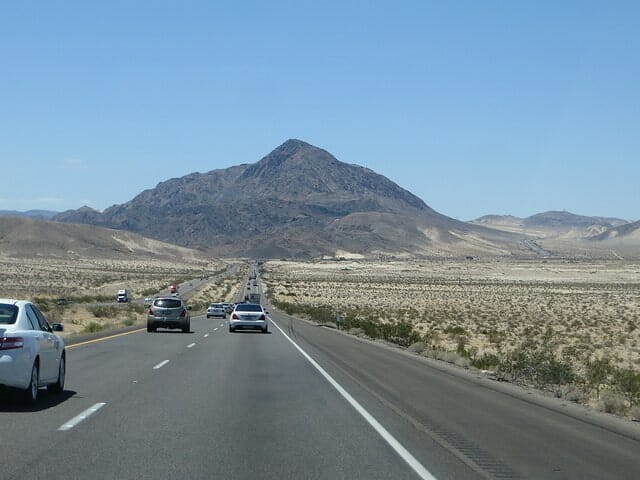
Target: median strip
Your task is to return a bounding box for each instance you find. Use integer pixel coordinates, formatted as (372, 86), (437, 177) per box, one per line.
(58, 402), (106, 431)
(67, 328), (145, 349)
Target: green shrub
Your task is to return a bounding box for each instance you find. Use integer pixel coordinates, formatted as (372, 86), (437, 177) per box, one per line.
(408, 341), (426, 354)
(560, 384), (585, 403)
(471, 352), (500, 370)
(585, 357), (613, 399)
(122, 317), (136, 327)
(129, 303), (147, 314)
(88, 305), (118, 318)
(83, 321), (106, 333)
(443, 325), (466, 335)
(613, 367), (640, 407)
(272, 300), (421, 348)
(497, 334), (575, 394)
(599, 390), (627, 416)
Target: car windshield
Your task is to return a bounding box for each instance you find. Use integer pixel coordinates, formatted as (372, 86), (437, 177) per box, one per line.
(154, 299), (182, 308)
(0, 304), (18, 324)
(210, 304), (222, 308)
(235, 304), (262, 312)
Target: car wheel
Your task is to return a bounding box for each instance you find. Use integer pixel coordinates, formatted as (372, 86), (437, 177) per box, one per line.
(48, 354), (65, 393)
(262, 327), (268, 334)
(228, 325), (234, 333)
(24, 363), (39, 405)
(147, 323), (154, 332)
(183, 322), (190, 333)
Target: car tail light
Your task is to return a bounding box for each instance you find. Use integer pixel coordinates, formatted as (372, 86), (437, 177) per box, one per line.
(259, 314), (266, 320)
(180, 309), (187, 317)
(0, 336), (24, 350)
(232, 313), (238, 319)
(147, 308), (153, 315)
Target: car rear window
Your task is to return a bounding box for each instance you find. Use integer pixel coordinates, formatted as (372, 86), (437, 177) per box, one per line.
(235, 304), (262, 312)
(210, 304), (223, 308)
(0, 304), (18, 324)
(154, 299), (182, 308)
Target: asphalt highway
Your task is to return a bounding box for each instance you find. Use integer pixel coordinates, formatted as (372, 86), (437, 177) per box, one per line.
(2, 307), (640, 479)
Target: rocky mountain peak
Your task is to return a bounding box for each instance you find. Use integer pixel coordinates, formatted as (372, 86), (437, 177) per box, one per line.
(51, 139), (469, 256)
(240, 139), (336, 181)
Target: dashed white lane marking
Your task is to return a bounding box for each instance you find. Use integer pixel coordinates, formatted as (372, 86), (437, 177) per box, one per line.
(204, 333), (210, 338)
(58, 402), (106, 431)
(153, 360), (170, 370)
(213, 328), (218, 331)
(187, 343), (196, 349)
(270, 318), (438, 480)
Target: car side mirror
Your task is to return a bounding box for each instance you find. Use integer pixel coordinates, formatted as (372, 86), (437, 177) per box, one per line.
(51, 323), (64, 332)
(187, 306), (192, 310)
(265, 311), (269, 315)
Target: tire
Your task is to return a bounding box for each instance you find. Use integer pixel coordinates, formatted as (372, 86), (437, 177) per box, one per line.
(147, 323), (154, 332)
(48, 354), (65, 393)
(262, 327), (268, 334)
(183, 322), (190, 333)
(23, 362), (39, 405)
(228, 325), (234, 333)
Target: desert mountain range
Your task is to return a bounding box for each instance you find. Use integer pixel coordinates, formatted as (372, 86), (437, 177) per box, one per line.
(0, 216), (208, 262)
(1, 139), (638, 259)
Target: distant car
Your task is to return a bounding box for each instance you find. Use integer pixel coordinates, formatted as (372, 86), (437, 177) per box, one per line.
(229, 303), (268, 333)
(222, 303), (234, 313)
(147, 297), (191, 333)
(144, 297), (153, 305)
(55, 298), (69, 306)
(0, 299), (66, 404)
(206, 303), (226, 318)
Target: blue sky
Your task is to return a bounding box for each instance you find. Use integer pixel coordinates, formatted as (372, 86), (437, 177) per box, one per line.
(1, 1), (638, 221)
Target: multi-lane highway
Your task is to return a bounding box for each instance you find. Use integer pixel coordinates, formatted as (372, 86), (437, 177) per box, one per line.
(2, 304), (640, 479)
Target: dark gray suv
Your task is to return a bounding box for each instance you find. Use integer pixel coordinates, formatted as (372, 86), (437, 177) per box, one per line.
(147, 297), (191, 333)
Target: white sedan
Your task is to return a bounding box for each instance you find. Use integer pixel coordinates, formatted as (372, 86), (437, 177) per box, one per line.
(228, 303), (269, 333)
(0, 299), (66, 404)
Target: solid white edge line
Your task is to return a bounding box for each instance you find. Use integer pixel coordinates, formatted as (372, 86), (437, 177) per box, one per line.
(187, 343), (196, 348)
(270, 318), (438, 480)
(153, 360), (170, 370)
(58, 402), (106, 431)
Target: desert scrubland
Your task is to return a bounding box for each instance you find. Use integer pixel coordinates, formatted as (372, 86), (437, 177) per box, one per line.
(263, 258), (640, 418)
(0, 255), (233, 335)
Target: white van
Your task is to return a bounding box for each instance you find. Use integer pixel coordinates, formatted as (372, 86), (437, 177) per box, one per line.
(117, 289), (129, 303)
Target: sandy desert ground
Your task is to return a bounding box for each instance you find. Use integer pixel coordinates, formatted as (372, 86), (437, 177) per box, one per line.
(0, 255), (242, 335)
(263, 258), (640, 366)
(263, 258), (640, 415)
